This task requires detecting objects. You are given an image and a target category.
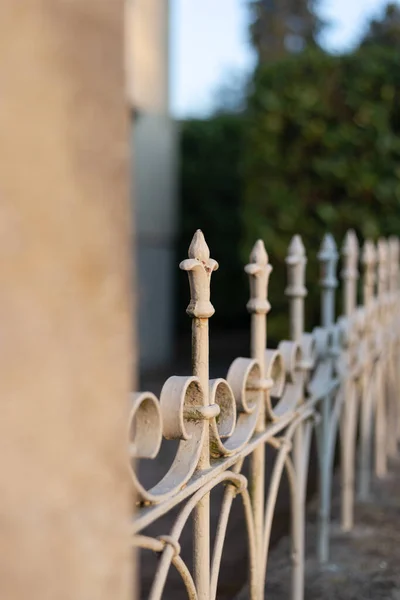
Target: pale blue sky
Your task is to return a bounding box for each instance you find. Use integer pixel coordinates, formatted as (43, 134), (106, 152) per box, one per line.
(171, 0), (400, 117)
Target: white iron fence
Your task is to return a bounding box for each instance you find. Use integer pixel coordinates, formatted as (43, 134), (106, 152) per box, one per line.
(130, 229), (400, 600)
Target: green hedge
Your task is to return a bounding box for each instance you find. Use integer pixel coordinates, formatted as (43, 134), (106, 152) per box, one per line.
(179, 46), (400, 342)
(244, 45), (400, 339)
(178, 114), (247, 330)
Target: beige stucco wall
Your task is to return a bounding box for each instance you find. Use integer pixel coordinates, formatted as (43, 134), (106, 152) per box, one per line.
(0, 2), (133, 599)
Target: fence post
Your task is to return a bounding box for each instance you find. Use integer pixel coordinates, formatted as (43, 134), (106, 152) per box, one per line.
(375, 238), (388, 478)
(340, 230), (359, 531)
(317, 234), (338, 563)
(285, 235), (307, 600)
(358, 240), (376, 501)
(180, 230), (218, 600)
(245, 240), (272, 598)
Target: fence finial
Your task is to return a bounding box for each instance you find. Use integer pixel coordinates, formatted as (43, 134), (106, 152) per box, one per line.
(180, 230), (218, 597)
(393, 236), (400, 282)
(244, 239), (272, 569)
(285, 235), (307, 593)
(318, 234), (338, 327)
(180, 229), (219, 319)
(245, 238), (272, 391)
(245, 240), (272, 317)
(362, 240), (376, 306)
(285, 235), (307, 342)
(377, 238), (388, 297)
(388, 236), (399, 294)
(341, 230), (359, 316)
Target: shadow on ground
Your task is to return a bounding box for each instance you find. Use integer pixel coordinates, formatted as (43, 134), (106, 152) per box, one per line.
(237, 456), (400, 600)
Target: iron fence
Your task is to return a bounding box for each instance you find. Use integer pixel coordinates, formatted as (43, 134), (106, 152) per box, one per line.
(130, 229), (400, 600)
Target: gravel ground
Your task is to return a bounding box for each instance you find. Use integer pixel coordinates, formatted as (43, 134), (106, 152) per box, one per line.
(237, 456), (400, 600)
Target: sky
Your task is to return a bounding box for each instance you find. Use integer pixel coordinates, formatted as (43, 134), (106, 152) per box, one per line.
(170, 0), (400, 118)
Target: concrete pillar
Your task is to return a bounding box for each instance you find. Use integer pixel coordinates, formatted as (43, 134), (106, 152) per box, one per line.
(128, 0), (178, 371)
(0, 2), (133, 599)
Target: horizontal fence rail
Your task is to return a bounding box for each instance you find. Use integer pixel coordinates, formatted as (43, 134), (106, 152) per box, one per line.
(130, 229), (400, 600)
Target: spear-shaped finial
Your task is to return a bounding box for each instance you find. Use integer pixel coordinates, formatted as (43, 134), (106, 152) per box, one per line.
(245, 240), (272, 316)
(179, 230), (218, 478)
(285, 235), (307, 342)
(362, 240), (376, 306)
(342, 230), (359, 280)
(388, 236), (399, 294)
(188, 229), (212, 262)
(245, 239), (272, 379)
(318, 234), (338, 327)
(180, 230), (219, 319)
(377, 237), (388, 298)
(286, 235), (307, 297)
(341, 230), (359, 316)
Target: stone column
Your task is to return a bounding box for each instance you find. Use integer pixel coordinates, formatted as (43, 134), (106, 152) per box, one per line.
(0, 2), (133, 599)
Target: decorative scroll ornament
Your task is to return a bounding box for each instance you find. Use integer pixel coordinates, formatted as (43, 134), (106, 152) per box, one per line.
(129, 375), (206, 504)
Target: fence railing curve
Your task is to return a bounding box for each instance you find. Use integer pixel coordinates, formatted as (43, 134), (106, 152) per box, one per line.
(130, 228), (400, 600)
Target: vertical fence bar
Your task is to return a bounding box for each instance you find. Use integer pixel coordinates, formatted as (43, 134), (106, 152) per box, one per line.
(387, 237), (399, 458)
(285, 235), (307, 600)
(395, 238), (400, 443)
(393, 237), (400, 444)
(340, 230), (359, 532)
(180, 230), (218, 600)
(133, 225), (400, 600)
(393, 238), (400, 442)
(342, 231), (359, 317)
(245, 241), (272, 599)
(317, 234), (338, 563)
(362, 240), (376, 307)
(375, 238), (388, 478)
(318, 235), (338, 329)
(389, 237), (398, 297)
(358, 240), (376, 501)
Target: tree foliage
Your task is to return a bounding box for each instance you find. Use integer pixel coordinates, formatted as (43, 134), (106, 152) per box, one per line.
(244, 45), (400, 338)
(179, 43), (400, 341)
(177, 114), (247, 330)
(249, 0), (322, 63)
(360, 2), (400, 49)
